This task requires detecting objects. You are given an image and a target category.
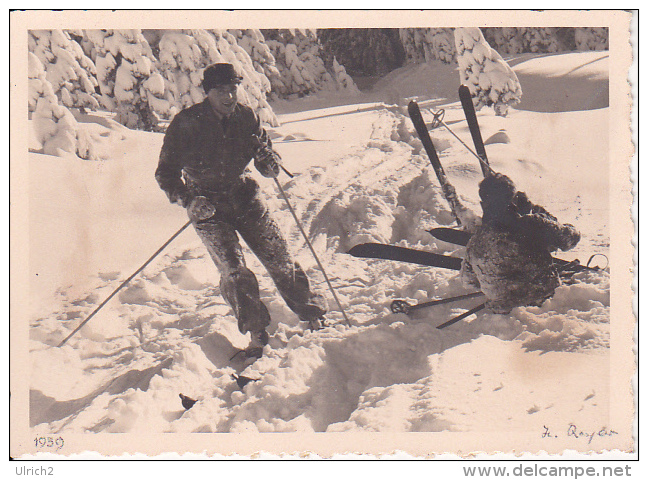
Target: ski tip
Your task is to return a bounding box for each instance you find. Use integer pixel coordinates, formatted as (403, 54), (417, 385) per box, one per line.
(458, 84), (471, 96)
(179, 393), (197, 410)
(346, 245), (360, 257)
(427, 228), (471, 247)
(347, 243), (392, 259)
(346, 244), (371, 257)
(458, 85), (476, 106)
(231, 374), (259, 390)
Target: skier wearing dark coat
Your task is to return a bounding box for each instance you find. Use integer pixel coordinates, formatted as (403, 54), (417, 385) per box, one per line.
(461, 173), (581, 314)
(156, 63), (327, 357)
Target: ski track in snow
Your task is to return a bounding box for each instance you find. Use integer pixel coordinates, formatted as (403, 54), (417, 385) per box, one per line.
(29, 54), (611, 436)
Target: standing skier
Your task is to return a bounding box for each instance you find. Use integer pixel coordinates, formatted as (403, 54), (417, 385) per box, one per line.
(155, 63), (327, 358)
(461, 173), (581, 313)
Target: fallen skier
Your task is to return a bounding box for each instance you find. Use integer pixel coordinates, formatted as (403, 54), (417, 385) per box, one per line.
(460, 172), (581, 314)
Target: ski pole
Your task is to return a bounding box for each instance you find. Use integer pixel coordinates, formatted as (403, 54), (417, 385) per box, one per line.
(437, 303), (486, 329)
(272, 176), (352, 327)
(280, 165), (294, 178)
(251, 134), (295, 179)
(391, 291), (484, 315)
(429, 108), (495, 176)
(57, 220), (193, 347)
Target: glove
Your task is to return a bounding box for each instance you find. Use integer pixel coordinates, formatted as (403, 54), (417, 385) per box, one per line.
(513, 191), (556, 221)
(187, 196), (216, 222)
(254, 145), (281, 178)
(167, 188), (192, 208)
(512, 191), (533, 215)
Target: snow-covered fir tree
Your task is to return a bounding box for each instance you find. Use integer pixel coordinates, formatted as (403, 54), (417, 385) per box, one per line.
(263, 29), (329, 98)
(318, 29), (406, 76)
(156, 29), (278, 126)
(26, 27), (610, 140)
(228, 29), (281, 95)
(575, 27), (609, 51)
(82, 29), (170, 131)
(480, 27), (526, 55)
(454, 27), (522, 116)
(211, 30), (278, 126)
(28, 52), (96, 160)
(28, 29), (100, 112)
(28, 51), (56, 114)
(399, 28), (456, 64)
(332, 57), (360, 93)
(521, 27), (561, 53)
(262, 29), (358, 99)
(157, 30), (215, 112)
(480, 27), (607, 54)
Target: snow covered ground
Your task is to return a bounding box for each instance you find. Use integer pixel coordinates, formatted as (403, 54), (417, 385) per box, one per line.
(25, 51), (619, 450)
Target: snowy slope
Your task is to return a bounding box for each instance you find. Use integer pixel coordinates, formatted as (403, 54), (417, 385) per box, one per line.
(27, 52), (613, 444)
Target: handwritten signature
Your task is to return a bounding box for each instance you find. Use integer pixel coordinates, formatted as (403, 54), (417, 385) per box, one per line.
(542, 424), (618, 444)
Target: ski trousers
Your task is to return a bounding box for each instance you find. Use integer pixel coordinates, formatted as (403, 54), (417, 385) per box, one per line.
(191, 181), (327, 334)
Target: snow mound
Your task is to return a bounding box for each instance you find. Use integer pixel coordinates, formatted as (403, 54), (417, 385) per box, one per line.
(330, 335), (610, 433)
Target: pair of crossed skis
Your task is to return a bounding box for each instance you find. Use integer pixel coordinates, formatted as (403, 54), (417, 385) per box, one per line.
(347, 85), (605, 328)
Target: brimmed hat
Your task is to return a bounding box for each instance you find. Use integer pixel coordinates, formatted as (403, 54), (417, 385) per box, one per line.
(202, 63), (243, 91)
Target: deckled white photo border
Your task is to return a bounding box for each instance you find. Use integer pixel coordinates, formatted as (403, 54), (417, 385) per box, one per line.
(9, 9), (637, 461)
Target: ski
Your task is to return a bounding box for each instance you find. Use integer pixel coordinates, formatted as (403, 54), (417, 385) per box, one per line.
(427, 226), (602, 273)
(408, 100), (448, 187)
(408, 100), (466, 226)
(428, 227), (471, 246)
(347, 243), (463, 271)
(458, 85), (490, 177)
(348, 238), (601, 275)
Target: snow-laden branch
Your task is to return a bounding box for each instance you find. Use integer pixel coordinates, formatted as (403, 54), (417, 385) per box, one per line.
(455, 27), (522, 116)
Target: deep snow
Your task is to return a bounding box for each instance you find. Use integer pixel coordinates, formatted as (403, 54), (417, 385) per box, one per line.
(26, 52), (614, 444)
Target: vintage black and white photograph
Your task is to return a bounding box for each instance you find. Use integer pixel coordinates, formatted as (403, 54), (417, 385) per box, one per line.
(10, 10), (635, 458)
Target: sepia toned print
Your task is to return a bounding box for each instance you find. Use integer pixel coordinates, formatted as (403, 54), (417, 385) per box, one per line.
(10, 10), (635, 458)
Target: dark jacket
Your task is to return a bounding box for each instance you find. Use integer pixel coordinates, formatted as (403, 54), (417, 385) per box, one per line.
(155, 100), (272, 206)
(461, 192), (580, 313)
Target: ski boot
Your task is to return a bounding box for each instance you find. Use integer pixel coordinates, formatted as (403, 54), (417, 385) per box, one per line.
(300, 315), (327, 332)
(230, 329), (269, 361)
(245, 329), (269, 359)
